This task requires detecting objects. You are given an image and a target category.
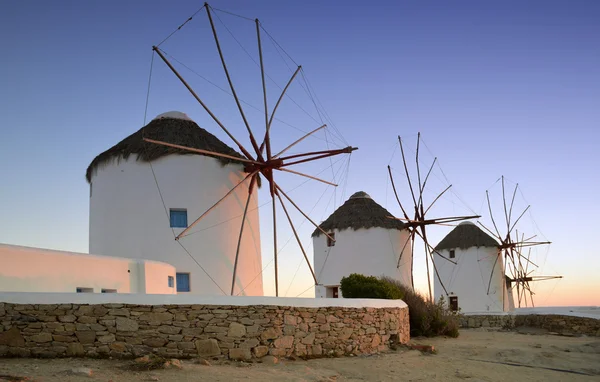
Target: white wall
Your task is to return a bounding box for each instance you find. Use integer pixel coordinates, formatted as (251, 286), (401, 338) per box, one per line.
(433, 246), (509, 313)
(89, 155), (262, 297)
(313, 227), (413, 298)
(0, 243), (176, 294)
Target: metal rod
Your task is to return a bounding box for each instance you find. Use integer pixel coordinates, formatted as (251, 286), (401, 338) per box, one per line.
(508, 182), (519, 229)
(177, 171), (257, 239)
(255, 19), (270, 159)
(508, 205), (531, 235)
(398, 136), (418, 208)
(415, 133), (423, 207)
(502, 176), (510, 232)
(410, 230), (416, 290)
(397, 230), (413, 268)
(279, 147), (357, 167)
(268, 66), (301, 130)
(487, 251), (501, 295)
(274, 183), (336, 242)
(273, 124), (326, 158)
(271, 191), (279, 297)
(205, 5), (263, 159)
(143, 138), (258, 165)
(420, 225), (449, 297)
(418, 157), (437, 208)
(424, 184), (452, 215)
(276, 167), (338, 186)
(230, 175), (257, 295)
(388, 165), (410, 220)
(275, 190), (318, 284)
(413, 229), (457, 265)
(486, 190), (503, 239)
(151, 46), (256, 161)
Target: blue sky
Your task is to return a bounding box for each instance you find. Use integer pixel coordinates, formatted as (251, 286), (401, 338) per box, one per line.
(1, 1), (598, 305)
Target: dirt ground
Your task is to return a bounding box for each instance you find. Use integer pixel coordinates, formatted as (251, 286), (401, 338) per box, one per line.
(1, 329), (599, 382)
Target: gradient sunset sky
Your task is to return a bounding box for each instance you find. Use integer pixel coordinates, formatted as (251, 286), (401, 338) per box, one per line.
(1, 1), (598, 306)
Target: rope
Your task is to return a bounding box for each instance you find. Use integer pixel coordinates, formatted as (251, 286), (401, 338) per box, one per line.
(156, 4), (206, 47)
(211, 5), (254, 22)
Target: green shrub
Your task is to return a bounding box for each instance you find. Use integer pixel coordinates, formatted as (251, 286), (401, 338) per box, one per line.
(340, 274), (404, 300)
(339, 273), (460, 338)
(381, 276), (460, 338)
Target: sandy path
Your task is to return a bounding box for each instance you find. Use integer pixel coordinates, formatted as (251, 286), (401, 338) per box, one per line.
(1, 329), (598, 381)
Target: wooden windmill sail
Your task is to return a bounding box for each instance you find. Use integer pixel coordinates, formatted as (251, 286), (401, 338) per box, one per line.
(479, 176), (562, 308)
(388, 133), (479, 301)
(143, 3), (357, 296)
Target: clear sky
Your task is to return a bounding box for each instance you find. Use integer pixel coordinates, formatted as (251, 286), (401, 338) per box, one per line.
(1, 1), (598, 306)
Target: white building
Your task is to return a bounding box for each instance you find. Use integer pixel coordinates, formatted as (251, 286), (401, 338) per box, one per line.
(433, 221), (513, 313)
(87, 111), (263, 296)
(312, 191), (413, 298)
(0, 243), (176, 294)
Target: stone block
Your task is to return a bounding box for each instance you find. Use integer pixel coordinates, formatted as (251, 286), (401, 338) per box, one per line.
(205, 325), (228, 333)
(274, 335), (294, 349)
(98, 334), (116, 343)
(66, 343), (85, 357)
(58, 315), (77, 323)
(253, 345), (269, 358)
(229, 347), (252, 360)
(75, 331), (96, 344)
(195, 339), (221, 357)
(29, 332), (53, 343)
(116, 317), (138, 332)
(158, 325), (181, 335)
(143, 338), (167, 348)
(228, 322), (246, 337)
(0, 327), (25, 347)
(301, 332), (316, 345)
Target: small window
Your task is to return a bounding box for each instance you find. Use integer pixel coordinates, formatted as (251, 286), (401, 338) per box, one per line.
(101, 289), (117, 293)
(168, 276), (175, 288)
(449, 249), (455, 259)
(326, 232), (336, 247)
(449, 296), (458, 311)
(176, 273), (191, 292)
(170, 209), (188, 228)
(76, 287), (93, 293)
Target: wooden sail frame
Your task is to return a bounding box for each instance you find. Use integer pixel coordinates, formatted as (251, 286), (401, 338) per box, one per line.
(388, 133), (480, 301)
(480, 176), (562, 308)
(145, 3), (357, 296)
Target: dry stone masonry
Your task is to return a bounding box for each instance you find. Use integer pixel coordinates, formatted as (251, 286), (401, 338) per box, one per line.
(460, 314), (600, 336)
(0, 302), (409, 359)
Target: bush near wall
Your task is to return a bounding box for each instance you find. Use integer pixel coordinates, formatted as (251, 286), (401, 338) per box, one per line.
(340, 274), (460, 338)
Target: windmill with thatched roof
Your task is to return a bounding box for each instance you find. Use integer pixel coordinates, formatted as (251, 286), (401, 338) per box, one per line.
(88, 111), (264, 296)
(433, 221), (513, 313)
(312, 191), (413, 298)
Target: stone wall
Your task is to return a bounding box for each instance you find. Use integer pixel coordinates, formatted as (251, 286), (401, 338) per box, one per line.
(0, 302), (409, 359)
(460, 314), (600, 337)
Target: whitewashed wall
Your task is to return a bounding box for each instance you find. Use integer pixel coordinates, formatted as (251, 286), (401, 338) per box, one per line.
(433, 246), (509, 313)
(0, 243), (175, 294)
(313, 227), (413, 298)
(89, 155), (262, 297)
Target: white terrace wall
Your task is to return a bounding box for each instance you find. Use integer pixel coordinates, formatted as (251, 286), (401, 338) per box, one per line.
(0, 244), (176, 295)
(0, 294), (409, 359)
(314, 227), (413, 298)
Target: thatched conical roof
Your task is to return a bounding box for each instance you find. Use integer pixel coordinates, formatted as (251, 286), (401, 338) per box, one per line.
(86, 112), (247, 183)
(434, 221), (499, 251)
(312, 191), (406, 237)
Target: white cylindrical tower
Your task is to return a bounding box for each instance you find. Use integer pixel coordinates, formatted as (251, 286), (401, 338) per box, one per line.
(433, 221), (508, 313)
(312, 191), (413, 298)
(87, 111), (262, 296)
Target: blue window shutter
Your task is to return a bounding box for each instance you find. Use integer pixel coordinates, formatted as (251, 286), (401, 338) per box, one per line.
(176, 273), (190, 292)
(170, 209), (188, 228)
